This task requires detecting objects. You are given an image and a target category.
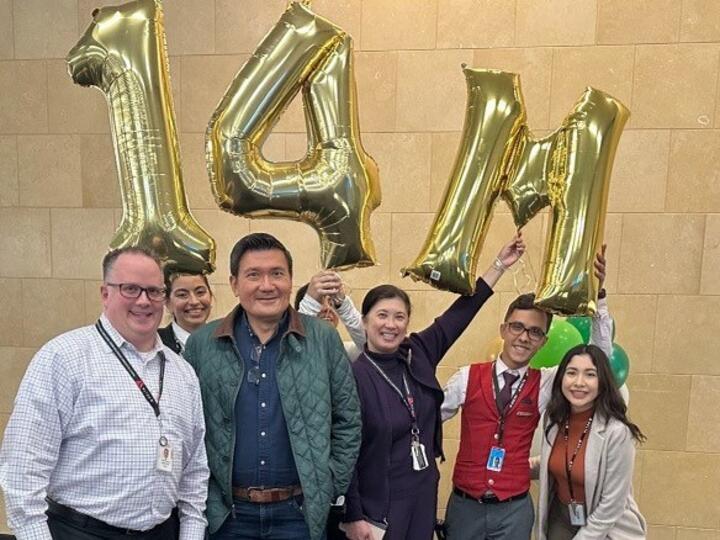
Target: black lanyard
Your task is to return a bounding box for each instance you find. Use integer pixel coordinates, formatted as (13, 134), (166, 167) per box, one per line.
(364, 354), (420, 435)
(491, 362), (528, 444)
(96, 320), (165, 418)
(563, 415), (593, 503)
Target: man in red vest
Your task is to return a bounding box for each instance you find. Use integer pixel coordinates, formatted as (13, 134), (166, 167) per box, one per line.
(441, 248), (612, 539)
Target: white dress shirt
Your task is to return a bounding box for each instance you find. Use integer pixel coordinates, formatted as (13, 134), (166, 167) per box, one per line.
(0, 314), (209, 540)
(172, 320), (191, 351)
(299, 294), (365, 358)
(442, 298), (615, 421)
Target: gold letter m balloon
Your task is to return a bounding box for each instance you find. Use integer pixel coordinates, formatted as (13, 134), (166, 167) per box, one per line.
(68, 0), (216, 274)
(403, 69), (629, 316)
(207, 2), (380, 270)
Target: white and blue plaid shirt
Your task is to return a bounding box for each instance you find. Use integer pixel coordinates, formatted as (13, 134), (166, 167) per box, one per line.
(0, 314), (209, 540)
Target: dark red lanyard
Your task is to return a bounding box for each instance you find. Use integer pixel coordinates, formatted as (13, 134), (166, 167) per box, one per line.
(96, 320), (165, 417)
(491, 363), (528, 444)
(563, 415), (593, 502)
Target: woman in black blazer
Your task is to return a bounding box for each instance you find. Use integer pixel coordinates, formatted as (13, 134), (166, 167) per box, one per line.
(160, 271), (214, 354)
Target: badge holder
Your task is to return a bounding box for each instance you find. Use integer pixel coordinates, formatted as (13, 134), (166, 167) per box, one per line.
(411, 430), (429, 471)
(486, 446), (505, 472)
(568, 501), (586, 526)
(156, 435), (173, 473)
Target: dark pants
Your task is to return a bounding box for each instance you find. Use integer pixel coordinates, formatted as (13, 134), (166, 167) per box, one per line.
(326, 505), (346, 540)
(210, 496), (313, 540)
(46, 506), (178, 540)
(444, 491), (534, 540)
(384, 481), (438, 540)
(546, 496), (580, 540)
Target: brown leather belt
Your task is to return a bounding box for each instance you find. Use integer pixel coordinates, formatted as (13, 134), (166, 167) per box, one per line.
(232, 485), (303, 503)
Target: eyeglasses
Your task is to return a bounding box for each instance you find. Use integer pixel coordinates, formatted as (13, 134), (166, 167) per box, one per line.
(504, 321), (547, 341)
(105, 282), (167, 302)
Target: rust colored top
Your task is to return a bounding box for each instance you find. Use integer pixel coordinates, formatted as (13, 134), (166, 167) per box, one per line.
(548, 408), (594, 504)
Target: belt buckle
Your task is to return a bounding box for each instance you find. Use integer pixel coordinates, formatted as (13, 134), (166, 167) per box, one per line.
(246, 486), (263, 503)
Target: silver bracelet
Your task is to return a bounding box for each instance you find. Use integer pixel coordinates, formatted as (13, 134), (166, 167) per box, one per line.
(492, 257), (507, 272)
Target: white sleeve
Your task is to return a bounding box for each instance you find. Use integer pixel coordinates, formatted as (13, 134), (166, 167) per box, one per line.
(538, 366), (558, 413)
(298, 294), (322, 316)
(441, 366), (470, 421)
(177, 373), (209, 540)
(0, 347), (75, 540)
(588, 297), (631, 404)
(344, 342), (361, 361)
(336, 296), (366, 350)
(589, 297), (614, 358)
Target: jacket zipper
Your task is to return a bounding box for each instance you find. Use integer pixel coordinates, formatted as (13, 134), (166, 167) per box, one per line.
(228, 338), (245, 520)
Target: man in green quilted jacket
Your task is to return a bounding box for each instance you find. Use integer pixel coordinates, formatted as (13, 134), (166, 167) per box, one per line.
(184, 232), (361, 540)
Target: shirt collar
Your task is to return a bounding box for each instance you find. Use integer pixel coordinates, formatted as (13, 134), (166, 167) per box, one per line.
(214, 304), (306, 340)
(171, 320), (191, 346)
(98, 313), (165, 359)
(240, 311), (289, 345)
(495, 355), (529, 379)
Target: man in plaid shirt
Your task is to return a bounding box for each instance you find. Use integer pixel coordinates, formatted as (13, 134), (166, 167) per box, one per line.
(0, 247), (209, 540)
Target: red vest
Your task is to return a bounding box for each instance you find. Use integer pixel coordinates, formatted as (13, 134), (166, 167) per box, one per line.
(452, 362), (541, 499)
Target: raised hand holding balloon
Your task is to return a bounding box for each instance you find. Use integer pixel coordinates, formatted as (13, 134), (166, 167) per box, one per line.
(403, 69), (628, 316)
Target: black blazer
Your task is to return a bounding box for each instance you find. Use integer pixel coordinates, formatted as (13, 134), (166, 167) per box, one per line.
(158, 323), (183, 354)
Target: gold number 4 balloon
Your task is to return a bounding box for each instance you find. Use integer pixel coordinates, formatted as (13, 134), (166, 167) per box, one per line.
(403, 69), (629, 316)
(68, 0), (216, 275)
(206, 2), (381, 270)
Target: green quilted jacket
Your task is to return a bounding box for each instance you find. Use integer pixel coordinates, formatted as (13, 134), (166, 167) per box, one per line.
(184, 305), (361, 539)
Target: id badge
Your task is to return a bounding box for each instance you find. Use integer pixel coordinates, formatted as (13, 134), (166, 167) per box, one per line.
(486, 446), (505, 472)
(411, 440), (429, 471)
(156, 439), (173, 473)
(568, 502), (587, 526)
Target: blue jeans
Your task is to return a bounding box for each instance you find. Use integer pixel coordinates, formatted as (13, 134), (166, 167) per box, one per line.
(210, 496), (313, 540)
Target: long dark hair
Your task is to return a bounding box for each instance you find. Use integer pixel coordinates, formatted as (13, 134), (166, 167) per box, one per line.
(544, 344), (645, 443)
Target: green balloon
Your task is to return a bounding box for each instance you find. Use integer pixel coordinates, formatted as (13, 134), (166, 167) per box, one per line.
(530, 320), (584, 369)
(609, 343), (630, 387)
(566, 316), (617, 344)
(567, 316), (591, 344)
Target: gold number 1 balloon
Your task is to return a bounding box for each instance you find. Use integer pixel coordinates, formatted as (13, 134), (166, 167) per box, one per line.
(67, 0), (216, 275)
(403, 69), (629, 316)
(207, 2), (381, 270)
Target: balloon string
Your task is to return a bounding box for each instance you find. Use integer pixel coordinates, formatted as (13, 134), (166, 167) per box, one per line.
(340, 275), (353, 299)
(512, 253), (537, 295)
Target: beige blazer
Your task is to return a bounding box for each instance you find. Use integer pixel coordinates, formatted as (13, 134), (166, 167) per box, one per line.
(536, 414), (647, 539)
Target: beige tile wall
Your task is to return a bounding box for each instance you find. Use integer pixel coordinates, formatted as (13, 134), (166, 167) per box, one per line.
(0, 0), (718, 535)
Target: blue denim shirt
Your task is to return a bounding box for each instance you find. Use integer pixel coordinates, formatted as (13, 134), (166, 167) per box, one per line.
(232, 312), (300, 487)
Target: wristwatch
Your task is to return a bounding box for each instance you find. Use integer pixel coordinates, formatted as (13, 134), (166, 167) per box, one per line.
(597, 288), (607, 300)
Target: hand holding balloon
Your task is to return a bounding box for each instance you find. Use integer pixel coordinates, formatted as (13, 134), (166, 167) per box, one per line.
(481, 232), (526, 288)
(594, 243), (607, 290)
(498, 232), (527, 269)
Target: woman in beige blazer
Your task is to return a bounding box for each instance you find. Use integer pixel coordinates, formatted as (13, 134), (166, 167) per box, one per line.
(534, 344), (646, 540)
